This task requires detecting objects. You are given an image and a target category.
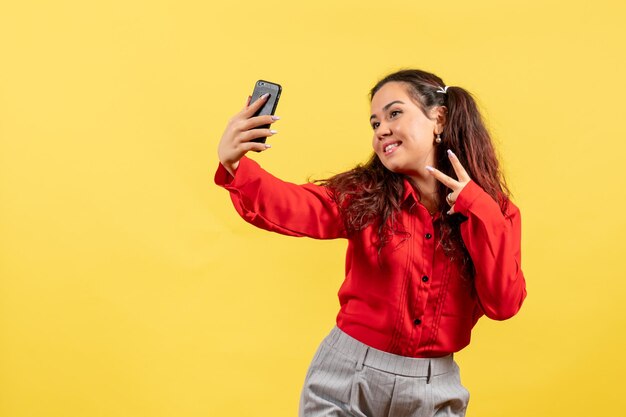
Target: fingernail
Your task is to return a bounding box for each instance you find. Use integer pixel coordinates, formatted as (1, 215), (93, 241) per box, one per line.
(270, 130), (278, 134)
(447, 149), (455, 157)
(425, 166), (434, 172)
(265, 144), (272, 148)
(261, 93), (270, 99)
(271, 116), (281, 121)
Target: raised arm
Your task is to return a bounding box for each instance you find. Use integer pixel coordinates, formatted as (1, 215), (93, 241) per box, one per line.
(427, 150), (527, 320)
(215, 95), (346, 239)
(454, 182), (527, 320)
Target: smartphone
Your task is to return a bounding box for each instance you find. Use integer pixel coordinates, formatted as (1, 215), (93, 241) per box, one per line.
(249, 80), (282, 144)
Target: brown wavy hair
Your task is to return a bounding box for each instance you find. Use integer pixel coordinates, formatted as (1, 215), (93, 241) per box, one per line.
(319, 69), (510, 277)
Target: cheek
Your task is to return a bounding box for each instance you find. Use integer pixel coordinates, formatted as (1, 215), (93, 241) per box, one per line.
(415, 119), (435, 137)
(403, 124), (426, 144)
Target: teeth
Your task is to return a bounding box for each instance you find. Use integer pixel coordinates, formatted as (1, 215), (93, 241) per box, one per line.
(385, 143), (399, 153)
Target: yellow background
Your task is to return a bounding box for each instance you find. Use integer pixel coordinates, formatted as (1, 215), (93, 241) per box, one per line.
(1, 1), (625, 416)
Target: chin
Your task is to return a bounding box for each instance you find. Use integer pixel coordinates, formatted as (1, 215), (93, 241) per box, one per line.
(379, 158), (403, 174)
(381, 159), (420, 179)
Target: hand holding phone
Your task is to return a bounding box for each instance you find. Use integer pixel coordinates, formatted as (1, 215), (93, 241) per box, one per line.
(217, 80), (282, 176)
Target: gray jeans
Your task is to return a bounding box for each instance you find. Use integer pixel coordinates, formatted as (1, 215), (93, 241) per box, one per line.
(299, 327), (470, 417)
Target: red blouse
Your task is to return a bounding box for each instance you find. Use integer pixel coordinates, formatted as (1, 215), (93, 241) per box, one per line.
(215, 156), (527, 357)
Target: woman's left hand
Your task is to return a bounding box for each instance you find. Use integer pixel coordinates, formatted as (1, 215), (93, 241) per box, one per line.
(426, 149), (471, 215)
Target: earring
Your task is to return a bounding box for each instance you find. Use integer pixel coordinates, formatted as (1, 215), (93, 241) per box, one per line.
(435, 133), (442, 144)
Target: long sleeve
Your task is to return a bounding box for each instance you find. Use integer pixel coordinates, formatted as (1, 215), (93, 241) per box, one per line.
(453, 181), (527, 320)
(214, 156), (347, 239)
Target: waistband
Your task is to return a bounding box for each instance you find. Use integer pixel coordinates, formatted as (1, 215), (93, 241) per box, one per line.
(323, 326), (455, 379)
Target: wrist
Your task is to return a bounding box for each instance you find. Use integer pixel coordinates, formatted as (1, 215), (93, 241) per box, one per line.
(222, 160), (239, 177)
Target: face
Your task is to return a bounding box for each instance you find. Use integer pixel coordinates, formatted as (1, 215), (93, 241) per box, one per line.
(370, 82), (442, 177)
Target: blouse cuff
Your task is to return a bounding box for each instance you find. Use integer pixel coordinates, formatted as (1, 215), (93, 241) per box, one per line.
(453, 180), (489, 216)
(214, 156), (254, 189)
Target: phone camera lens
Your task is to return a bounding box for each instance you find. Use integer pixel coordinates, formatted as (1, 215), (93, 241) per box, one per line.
(259, 82), (265, 86)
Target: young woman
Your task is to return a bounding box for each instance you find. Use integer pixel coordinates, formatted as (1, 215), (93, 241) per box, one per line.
(215, 69), (527, 417)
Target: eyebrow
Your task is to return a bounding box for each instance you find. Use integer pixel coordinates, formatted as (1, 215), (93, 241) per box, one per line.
(370, 100), (405, 121)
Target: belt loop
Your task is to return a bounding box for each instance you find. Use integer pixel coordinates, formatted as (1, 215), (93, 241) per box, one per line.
(355, 346), (369, 371)
(426, 359), (432, 384)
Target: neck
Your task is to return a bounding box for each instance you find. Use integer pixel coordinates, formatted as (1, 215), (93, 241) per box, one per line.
(409, 173), (439, 212)
(409, 173), (438, 196)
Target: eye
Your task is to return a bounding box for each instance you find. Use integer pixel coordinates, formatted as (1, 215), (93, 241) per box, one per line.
(390, 109), (402, 118)
(371, 121), (380, 130)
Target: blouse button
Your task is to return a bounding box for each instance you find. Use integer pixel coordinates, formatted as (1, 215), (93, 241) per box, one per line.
(422, 275), (429, 283)
(413, 318), (422, 325)
(425, 233), (432, 239)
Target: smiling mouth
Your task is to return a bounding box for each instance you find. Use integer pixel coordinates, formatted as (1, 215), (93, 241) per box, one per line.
(384, 142), (401, 154)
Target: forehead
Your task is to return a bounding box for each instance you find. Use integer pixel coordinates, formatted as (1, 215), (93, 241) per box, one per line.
(370, 82), (416, 112)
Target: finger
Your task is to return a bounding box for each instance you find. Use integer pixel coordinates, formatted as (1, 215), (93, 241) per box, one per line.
(241, 114), (280, 131)
(447, 204), (455, 215)
(445, 191), (458, 207)
(245, 95), (252, 107)
(240, 128), (277, 143)
(241, 141), (272, 153)
(425, 166), (460, 189)
(241, 93), (270, 116)
(447, 150), (471, 182)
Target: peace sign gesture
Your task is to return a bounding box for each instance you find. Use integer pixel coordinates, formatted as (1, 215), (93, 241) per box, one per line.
(426, 150), (471, 215)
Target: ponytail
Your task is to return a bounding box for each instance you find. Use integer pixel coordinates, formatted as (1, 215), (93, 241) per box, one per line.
(441, 86), (510, 213)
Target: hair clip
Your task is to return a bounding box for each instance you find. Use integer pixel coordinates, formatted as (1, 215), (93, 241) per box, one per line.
(436, 86), (449, 94)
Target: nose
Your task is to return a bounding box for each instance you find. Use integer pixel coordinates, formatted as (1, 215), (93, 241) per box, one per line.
(376, 121), (392, 140)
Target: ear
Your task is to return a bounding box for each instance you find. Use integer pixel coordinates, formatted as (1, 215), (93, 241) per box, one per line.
(431, 106), (448, 134)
